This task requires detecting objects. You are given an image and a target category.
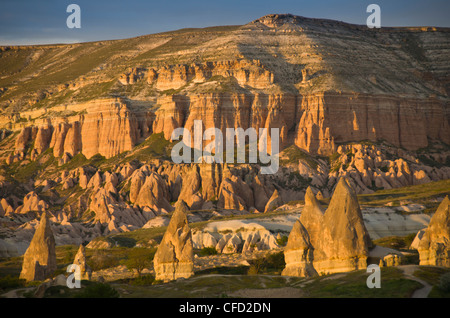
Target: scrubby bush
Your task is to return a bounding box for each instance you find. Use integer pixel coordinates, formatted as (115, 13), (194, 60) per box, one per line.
(74, 283), (119, 298)
(130, 274), (155, 286)
(122, 248), (154, 277)
(89, 250), (119, 271)
(276, 235), (288, 247)
(247, 252), (286, 275)
(197, 247), (218, 256)
(439, 272), (450, 292)
(0, 275), (26, 291)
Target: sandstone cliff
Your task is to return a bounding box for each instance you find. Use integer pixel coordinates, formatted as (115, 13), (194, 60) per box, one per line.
(3, 14), (449, 160)
(9, 98), (149, 160)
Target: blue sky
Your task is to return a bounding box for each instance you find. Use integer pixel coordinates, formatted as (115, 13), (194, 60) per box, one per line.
(0, 0), (449, 45)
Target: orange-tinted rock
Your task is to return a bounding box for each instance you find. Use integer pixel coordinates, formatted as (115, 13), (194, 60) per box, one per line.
(153, 200), (194, 282)
(20, 213), (57, 281)
(418, 196), (450, 267)
(34, 124), (53, 155)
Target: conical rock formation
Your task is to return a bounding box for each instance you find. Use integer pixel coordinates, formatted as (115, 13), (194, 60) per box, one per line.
(153, 200), (194, 282)
(282, 178), (372, 277)
(264, 189), (283, 213)
(315, 178), (372, 274)
(20, 212), (57, 281)
(299, 187), (324, 245)
(73, 245), (92, 281)
(417, 196), (450, 266)
(282, 220), (317, 277)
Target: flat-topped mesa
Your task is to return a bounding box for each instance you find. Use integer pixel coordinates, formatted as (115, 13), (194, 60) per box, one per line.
(283, 178), (372, 277)
(3, 13), (450, 159)
(153, 200), (194, 282)
(417, 196), (450, 267)
(19, 212), (57, 281)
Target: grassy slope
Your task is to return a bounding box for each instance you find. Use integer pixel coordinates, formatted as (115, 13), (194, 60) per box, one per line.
(0, 25), (240, 112)
(358, 179), (450, 213)
(111, 267), (422, 298)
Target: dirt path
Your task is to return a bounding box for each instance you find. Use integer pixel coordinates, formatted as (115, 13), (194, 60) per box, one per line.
(398, 265), (432, 298)
(1, 287), (34, 298)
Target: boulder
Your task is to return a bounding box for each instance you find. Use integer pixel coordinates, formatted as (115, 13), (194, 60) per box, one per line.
(252, 175), (269, 212)
(15, 191), (49, 214)
(218, 178), (247, 210)
(222, 234), (242, 254)
(178, 167), (203, 210)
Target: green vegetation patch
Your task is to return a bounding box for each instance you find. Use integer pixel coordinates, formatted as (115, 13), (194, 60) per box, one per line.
(373, 234), (416, 251)
(125, 132), (173, 163)
(280, 145), (319, 169)
(358, 179), (450, 209)
(303, 267), (422, 298)
(248, 251), (286, 275)
(413, 266), (450, 298)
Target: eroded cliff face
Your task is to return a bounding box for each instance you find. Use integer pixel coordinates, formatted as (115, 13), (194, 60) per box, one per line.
(147, 59), (274, 91)
(295, 92), (450, 155)
(1, 15), (449, 229)
(2, 14), (449, 160)
(9, 98), (151, 160)
(151, 91), (449, 156)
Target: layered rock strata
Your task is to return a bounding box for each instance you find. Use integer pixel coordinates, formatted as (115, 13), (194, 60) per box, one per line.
(10, 98), (149, 160)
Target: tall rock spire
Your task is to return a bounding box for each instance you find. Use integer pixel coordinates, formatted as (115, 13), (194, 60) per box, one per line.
(283, 178), (372, 277)
(73, 244), (92, 281)
(153, 200), (194, 282)
(316, 177), (372, 274)
(299, 187), (324, 247)
(20, 212), (57, 281)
